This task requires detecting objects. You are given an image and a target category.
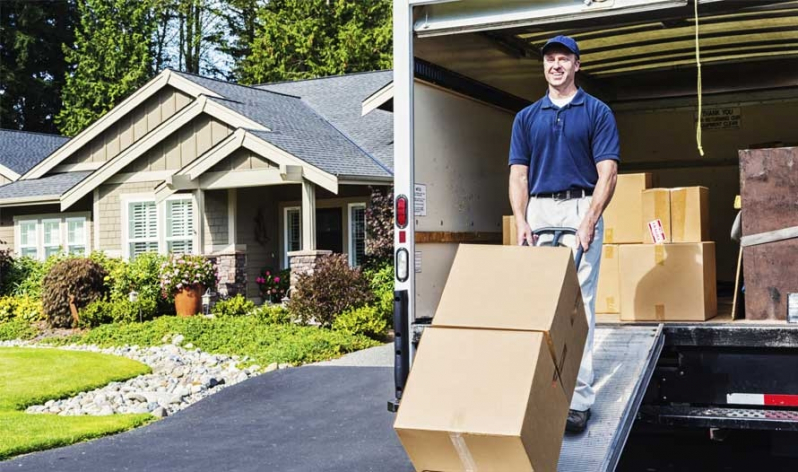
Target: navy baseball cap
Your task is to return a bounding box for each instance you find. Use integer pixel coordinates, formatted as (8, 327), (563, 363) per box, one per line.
(542, 35), (580, 58)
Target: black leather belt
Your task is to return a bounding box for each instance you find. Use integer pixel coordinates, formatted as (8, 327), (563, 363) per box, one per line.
(532, 189), (593, 199)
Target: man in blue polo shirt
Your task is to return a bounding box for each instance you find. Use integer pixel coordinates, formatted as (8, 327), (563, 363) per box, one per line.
(508, 35), (619, 433)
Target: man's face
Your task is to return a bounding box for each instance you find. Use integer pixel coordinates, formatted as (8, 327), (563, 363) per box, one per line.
(543, 47), (580, 88)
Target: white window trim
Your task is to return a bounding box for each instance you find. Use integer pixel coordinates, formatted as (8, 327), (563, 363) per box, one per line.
(121, 194), (198, 260)
(348, 203), (367, 267)
(164, 195), (196, 255)
(283, 206), (301, 269)
(13, 212), (91, 260)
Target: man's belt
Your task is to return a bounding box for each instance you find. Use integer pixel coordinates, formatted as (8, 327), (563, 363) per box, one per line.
(531, 188), (593, 199)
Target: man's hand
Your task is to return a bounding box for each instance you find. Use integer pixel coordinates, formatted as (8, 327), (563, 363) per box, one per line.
(575, 216), (597, 251)
(517, 220), (537, 246)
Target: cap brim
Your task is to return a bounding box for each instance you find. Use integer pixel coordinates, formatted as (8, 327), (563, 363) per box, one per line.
(542, 42), (579, 57)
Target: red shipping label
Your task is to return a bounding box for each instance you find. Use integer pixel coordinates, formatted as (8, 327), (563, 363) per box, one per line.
(648, 219), (667, 244)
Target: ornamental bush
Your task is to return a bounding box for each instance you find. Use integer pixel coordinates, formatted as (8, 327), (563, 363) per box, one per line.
(0, 295), (43, 323)
(253, 304), (293, 325)
(42, 258), (107, 328)
(255, 267), (290, 303)
(363, 262), (394, 324)
(78, 296), (158, 328)
(159, 254), (216, 298)
(108, 252), (170, 318)
(364, 186), (393, 267)
(287, 254), (373, 327)
(213, 294), (256, 317)
(332, 305), (389, 340)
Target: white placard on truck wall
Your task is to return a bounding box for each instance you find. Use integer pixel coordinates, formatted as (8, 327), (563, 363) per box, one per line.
(414, 184), (427, 216)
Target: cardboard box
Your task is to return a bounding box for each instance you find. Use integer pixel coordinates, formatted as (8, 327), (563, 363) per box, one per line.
(432, 245), (587, 401)
(619, 243), (717, 321)
(671, 186), (709, 243)
(503, 215), (518, 246)
(394, 327), (568, 472)
(596, 244), (620, 314)
(642, 189), (672, 243)
(603, 173), (653, 243)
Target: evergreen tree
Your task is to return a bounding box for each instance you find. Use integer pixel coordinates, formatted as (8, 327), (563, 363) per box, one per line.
(56, 0), (155, 137)
(0, 0), (76, 133)
(239, 0), (392, 85)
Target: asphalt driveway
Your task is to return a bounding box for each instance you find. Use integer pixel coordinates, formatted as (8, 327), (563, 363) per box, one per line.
(1, 345), (414, 472)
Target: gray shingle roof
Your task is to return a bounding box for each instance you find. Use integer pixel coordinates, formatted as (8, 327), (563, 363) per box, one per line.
(0, 129), (69, 175)
(172, 71), (393, 179)
(0, 171), (92, 201)
(258, 71), (394, 172)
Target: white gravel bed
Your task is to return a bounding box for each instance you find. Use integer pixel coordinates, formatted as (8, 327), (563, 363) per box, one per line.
(0, 335), (291, 418)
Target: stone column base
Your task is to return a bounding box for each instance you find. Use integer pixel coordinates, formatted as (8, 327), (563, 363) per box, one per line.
(205, 252), (247, 299)
(288, 250), (332, 288)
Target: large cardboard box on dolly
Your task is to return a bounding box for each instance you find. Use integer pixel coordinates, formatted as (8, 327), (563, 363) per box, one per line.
(394, 327), (569, 472)
(432, 245), (587, 402)
(603, 173), (652, 243)
(596, 244), (620, 314)
(619, 242), (717, 321)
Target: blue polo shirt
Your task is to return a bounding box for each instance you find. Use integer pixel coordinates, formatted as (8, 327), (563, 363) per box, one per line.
(508, 88), (620, 195)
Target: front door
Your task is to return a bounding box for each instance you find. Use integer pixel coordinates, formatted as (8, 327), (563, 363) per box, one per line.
(316, 208), (343, 254)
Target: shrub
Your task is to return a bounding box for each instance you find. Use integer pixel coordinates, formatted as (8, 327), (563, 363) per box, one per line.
(0, 318), (37, 341)
(364, 186), (393, 266)
(213, 294), (255, 317)
(255, 267), (290, 303)
(363, 262), (394, 323)
(0, 243), (12, 287)
(42, 258), (107, 328)
(159, 254), (216, 298)
(108, 252), (170, 318)
(253, 304), (293, 325)
(0, 295), (43, 323)
(78, 297), (157, 328)
(287, 254), (373, 327)
(332, 305), (389, 340)
(0, 256), (44, 297)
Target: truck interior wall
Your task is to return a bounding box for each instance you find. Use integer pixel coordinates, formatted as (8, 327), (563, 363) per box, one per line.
(614, 99), (798, 282)
(413, 82), (514, 319)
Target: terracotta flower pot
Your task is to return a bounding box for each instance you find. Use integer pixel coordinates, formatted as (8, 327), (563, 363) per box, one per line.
(174, 284), (203, 318)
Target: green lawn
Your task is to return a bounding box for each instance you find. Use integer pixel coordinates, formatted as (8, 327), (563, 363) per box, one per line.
(0, 347), (153, 461)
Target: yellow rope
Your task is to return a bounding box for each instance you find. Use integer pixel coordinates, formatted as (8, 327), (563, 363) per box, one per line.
(695, 0), (705, 156)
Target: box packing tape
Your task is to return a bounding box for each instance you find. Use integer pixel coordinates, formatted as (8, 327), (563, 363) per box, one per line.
(671, 189), (686, 242)
(654, 245), (666, 265)
(605, 245), (615, 259)
(605, 296), (617, 312)
(449, 432), (477, 472)
(605, 228), (614, 243)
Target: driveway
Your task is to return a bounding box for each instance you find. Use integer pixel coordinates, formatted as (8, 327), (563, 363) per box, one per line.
(1, 344), (414, 472)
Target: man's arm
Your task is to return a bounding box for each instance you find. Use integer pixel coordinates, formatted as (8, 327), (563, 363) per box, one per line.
(509, 164), (534, 245)
(576, 159), (618, 251)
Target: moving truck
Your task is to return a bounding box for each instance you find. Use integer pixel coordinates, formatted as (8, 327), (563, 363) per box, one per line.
(389, 0), (798, 469)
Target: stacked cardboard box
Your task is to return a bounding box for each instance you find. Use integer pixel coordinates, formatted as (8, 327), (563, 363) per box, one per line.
(394, 245), (587, 472)
(599, 176), (717, 321)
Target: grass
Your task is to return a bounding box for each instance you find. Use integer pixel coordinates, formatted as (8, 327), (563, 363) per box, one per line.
(42, 315), (382, 367)
(0, 347), (153, 461)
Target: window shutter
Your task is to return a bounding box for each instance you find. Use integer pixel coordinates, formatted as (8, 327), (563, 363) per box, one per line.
(166, 199), (194, 254)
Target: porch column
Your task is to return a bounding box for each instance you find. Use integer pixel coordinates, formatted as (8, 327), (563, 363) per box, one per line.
(194, 189), (205, 254)
(301, 179), (316, 250)
(227, 188), (237, 246)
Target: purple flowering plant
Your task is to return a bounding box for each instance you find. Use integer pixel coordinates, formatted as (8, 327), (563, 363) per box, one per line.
(256, 267), (290, 303)
(159, 254), (216, 298)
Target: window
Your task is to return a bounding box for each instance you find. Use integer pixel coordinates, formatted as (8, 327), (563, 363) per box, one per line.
(66, 218), (87, 255)
(128, 201), (158, 258)
(349, 203), (366, 266)
(283, 207), (301, 268)
(166, 198), (194, 254)
(15, 215), (89, 260)
(18, 221), (38, 258)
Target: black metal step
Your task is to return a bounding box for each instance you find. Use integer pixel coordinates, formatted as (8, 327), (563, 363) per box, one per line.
(639, 405), (798, 431)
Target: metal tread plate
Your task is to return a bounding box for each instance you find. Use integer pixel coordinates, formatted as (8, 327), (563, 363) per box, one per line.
(640, 405), (798, 431)
(558, 324), (664, 472)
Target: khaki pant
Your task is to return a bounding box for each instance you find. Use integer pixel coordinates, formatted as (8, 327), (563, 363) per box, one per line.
(526, 196), (602, 411)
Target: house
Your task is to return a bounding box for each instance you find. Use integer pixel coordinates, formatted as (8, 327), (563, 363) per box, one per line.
(0, 70), (393, 300)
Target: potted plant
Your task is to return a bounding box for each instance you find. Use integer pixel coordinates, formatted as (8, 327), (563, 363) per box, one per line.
(256, 267), (290, 304)
(160, 254), (216, 317)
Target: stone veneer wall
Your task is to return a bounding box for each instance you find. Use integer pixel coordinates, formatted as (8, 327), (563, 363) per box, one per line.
(205, 252), (246, 299)
(287, 250), (332, 288)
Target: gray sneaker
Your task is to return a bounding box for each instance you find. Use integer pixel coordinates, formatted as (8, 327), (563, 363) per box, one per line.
(566, 408), (591, 434)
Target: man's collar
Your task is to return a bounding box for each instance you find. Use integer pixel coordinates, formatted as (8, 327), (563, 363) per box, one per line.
(542, 87), (586, 109)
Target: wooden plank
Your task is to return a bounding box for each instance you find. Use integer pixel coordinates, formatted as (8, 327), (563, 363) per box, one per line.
(739, 146), (798, 320)
(415, 231), (502, 244)
(741, 225), (798, 247)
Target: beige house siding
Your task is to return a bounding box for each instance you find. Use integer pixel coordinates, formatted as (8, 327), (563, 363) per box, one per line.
(97, 181), (162, 252)
(0, 200), (93, 254)
(64, 86), (192, 166)
(208, 148), (276, 173)
(119, 114), (233, 174)
(203, 189), (228, 247)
